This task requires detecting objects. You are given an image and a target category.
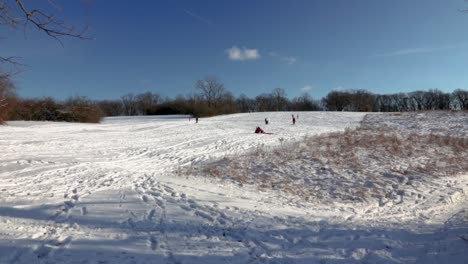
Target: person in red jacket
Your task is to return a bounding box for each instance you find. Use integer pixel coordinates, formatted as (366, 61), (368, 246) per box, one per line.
(292, 116), (296, 125)
(255, 127), (264, 134)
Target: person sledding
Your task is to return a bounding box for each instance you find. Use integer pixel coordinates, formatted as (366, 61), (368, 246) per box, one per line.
(255, 126), (272, 134)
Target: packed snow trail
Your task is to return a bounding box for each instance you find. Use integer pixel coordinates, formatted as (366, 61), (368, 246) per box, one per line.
(0, 112), (467, 263)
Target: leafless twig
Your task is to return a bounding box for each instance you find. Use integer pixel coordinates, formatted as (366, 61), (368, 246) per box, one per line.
(14, 0), (89, 45)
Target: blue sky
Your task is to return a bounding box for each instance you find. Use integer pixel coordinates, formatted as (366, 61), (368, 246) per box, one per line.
(2, 0), (468, 100)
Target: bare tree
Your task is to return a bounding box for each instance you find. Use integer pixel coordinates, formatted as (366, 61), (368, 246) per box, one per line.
(0, 74), (15, 123)
(407, 89), (450, 111)
(64, 96), (102, 123)
(218, 91), (236, 114)
(291, 93), (321, 111)
(236, 94), (256, 112)
(195, 76), (227, 108)
(322, 91), (350, 111)
(271, 87), (288, 111)
(351, 90), (376, 112)
(322, 90), (376, 112)
(409, 91), (426, 110)
(428, 89), (450, 110)
(121, 93), (138, 116)
(375, 93), (410, 112)
(97, 100), (124, 117)
(135, 92), (161, 115)
(374, 95), (387, 112)
(452, 89), (468, 110)
(255, 93), (275, 112)
(0, 74), (13, 107)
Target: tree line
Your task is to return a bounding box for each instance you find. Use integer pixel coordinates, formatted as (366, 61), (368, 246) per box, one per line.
(1, 76), (467, 124)
(103, 87), (467, 117)
(323, 89), (468, 112)
(7, 96), (102, 124)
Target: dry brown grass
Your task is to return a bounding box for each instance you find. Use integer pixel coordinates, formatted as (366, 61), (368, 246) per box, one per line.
(184, 114), (468, 203)
(305, 126), (467, 176)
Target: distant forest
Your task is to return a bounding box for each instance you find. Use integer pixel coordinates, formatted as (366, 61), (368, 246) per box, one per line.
(1, 76), (467, 123)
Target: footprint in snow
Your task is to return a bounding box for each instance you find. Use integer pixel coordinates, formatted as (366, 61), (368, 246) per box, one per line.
(35, 236), (72, 259)
(35, 245), (52, 259)
(147, 209), (156, 220)
(149, 235), (157, 251)
(154, 198), (165, 208)
(179, 205), (192, 211)
(194, 210), (215, 222)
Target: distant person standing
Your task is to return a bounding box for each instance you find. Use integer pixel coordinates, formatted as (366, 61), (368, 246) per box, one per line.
(292, 116), (296, 125)
(196, 116), (199, 123)
(265, 118), (269, 125)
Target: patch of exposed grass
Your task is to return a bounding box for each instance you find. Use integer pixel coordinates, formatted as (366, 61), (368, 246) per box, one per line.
(184, 114), (468, 203)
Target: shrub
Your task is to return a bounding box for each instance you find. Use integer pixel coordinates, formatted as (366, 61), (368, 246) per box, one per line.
(64, 96), (103, 123)
(9, 96), (103, 123)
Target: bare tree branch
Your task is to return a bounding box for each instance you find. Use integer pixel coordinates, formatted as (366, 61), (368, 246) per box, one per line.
(1, 0), (89, 67)
(0, 1), (18, 25)
(0, 55), (22, 66)
(14, 0), (89, 45)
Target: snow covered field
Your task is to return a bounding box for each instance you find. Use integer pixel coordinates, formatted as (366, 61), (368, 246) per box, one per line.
(0, 112), (467, 263)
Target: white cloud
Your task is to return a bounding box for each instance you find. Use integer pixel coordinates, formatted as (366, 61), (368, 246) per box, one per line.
(226, 46), (260, 61)
(244, 49), (260, 60)
(301, 85), (313, 92)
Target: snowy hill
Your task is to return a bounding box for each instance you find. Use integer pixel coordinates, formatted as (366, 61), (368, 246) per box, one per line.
(0, 112), (467, 263)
